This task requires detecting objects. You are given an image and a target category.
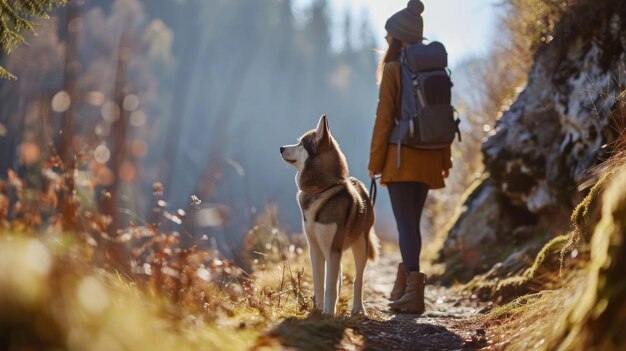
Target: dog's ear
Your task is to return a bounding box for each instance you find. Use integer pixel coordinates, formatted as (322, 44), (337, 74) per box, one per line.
(315, 114), (331, 149)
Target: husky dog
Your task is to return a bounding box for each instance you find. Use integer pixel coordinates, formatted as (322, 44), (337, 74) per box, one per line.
(280, 115), (378, 316)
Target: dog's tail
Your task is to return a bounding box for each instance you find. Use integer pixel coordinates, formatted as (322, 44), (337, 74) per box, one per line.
(367, 228), (380, 261)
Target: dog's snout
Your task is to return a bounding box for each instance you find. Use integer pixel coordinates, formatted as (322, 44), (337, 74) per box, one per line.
(280, 146), (285, 154)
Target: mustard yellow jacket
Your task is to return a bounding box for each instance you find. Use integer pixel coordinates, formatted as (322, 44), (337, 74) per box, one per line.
(368, 61), (452, 189)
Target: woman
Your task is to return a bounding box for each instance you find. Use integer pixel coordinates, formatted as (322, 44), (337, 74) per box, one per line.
(368, 0), (452, 314)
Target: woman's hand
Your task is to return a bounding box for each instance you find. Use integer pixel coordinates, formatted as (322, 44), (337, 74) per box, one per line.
(369, 171), (386, 187)
(442, 169), (450, 179)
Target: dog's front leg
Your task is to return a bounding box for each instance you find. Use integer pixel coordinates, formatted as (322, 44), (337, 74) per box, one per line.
(350, 234), (368, 316)
(323, 250), (341, 315)
(308, 238), (325, 310)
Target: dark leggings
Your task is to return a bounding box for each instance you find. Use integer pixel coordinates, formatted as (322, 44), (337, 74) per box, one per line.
(387, 182), (430, 273)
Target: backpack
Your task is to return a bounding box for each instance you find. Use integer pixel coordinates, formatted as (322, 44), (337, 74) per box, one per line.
(388, 41), (461, 168)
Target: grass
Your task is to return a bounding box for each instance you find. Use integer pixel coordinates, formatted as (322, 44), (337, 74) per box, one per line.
(550, 164), (626, 351)
(1, 164), (624, 350)
(0, 226), (383, 351)
(481, 287), (581, 351)
(563, 172), (613, 258)
(0, 165), (387, 350)
(0, 234), (264, 350)
(476, 161), (626, 351)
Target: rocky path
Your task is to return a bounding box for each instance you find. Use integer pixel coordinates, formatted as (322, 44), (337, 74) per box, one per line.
(262, 253), (492, 350)
(352, 253), (491, 350)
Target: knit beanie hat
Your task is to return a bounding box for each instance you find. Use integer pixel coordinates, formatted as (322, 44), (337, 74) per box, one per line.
(385, 0), (424, 44)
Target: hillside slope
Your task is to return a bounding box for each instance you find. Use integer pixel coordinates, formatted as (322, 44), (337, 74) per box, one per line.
(440, 0), (626, 283)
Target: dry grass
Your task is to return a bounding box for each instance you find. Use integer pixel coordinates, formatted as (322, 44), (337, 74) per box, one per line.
(0, 158), (389, 350)
(0, 234), (268, 350)
(0, 225), (381, 350)
(476, 151), (626, 351)
(481, 286), (582, 351)
(480, 167), (626, 351)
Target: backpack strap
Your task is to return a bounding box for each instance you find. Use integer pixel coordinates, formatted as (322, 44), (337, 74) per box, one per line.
(454, 107), (462, 142)
(396, 53), (406, 169)
(414, 74), (427, 109)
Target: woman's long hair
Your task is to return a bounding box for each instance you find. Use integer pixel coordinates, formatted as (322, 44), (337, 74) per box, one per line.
(377, 37), (403, 84)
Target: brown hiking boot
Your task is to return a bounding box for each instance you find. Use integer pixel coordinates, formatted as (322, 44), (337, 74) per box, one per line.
(389, 272), (426, 314)
(389, 262), (406, 301)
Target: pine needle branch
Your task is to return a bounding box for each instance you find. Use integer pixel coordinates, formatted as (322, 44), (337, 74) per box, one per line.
(0, 0), (66, 79)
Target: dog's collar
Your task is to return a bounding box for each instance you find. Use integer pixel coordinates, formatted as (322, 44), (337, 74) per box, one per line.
(300, 178), (349, 195)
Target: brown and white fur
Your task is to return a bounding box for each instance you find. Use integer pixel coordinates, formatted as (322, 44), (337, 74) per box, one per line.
(280, 115), (379, 316)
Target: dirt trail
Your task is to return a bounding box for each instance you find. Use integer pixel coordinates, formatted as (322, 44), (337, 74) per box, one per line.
(262, 253), (492, 350)
(353, 253), (490, 350)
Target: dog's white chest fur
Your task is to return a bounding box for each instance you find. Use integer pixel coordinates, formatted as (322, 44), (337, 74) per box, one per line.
(299, 187), (344, 258)
(304, 220), (337, 258)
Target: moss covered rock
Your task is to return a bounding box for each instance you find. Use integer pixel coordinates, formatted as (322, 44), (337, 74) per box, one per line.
(440, 0), (626, 283)
(554, 165), (626, 350)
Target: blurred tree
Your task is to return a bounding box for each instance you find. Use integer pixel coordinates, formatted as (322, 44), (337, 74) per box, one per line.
(299, 0), (331, 113)
(57, 0), (81, 230)
(0, 0), (380, 262)
(0, 0), (66, 79)
(342, 11), (353, 53)
(359, 13), (377, 50)
(0, 0), (173, 234)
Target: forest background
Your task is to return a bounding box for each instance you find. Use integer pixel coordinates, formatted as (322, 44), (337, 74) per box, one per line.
(2, 1), (626, 350)
(0, 0), (501, 261)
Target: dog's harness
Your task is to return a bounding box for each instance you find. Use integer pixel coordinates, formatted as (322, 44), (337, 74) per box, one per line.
(301, 177), (379, 261)
(300, 178), (349, 196)
(301, 178), (378, 206)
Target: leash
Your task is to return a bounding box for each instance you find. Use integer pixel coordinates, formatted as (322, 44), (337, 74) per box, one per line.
(366, 176), (381, 261)
(369, 176), (379, 206)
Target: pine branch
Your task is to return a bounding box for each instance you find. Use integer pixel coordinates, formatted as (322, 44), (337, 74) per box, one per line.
(0, 0), (66, 79)
(0, 65), (16, 79)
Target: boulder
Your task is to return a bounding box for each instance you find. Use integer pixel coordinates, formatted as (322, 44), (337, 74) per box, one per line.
(441, 14), (625, 282)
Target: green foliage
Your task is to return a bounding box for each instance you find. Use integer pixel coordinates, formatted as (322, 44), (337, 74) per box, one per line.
(0, 0), (66, 79)
(488, 290), (551, 319)
(527, 234), (569, 281)
(558, 173), (613, 266)
(571, 176), (609, 239)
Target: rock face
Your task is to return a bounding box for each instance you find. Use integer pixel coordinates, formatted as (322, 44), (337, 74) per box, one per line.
(440, 13), (625, 282)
